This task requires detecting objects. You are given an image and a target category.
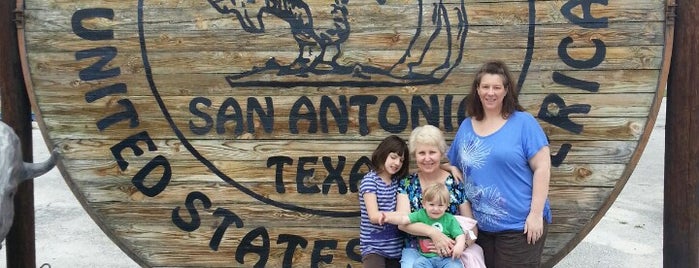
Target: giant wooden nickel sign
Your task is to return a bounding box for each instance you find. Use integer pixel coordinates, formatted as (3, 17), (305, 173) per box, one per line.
(20, 0), (671, 267)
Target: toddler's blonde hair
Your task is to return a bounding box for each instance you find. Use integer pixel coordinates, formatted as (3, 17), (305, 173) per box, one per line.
(422, 183), (450, 205)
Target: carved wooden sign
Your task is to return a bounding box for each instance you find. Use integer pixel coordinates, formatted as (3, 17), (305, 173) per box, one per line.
(21, 0), (670, 266)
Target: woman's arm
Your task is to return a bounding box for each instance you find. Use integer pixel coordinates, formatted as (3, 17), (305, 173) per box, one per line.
(396, 193), (455, 252)
(440, 162), (463, 182)
(379, 211), (410, 225)
(525, 145), (551, 244)
(457, 202), (478, 247)
(451, 234), (466, 259)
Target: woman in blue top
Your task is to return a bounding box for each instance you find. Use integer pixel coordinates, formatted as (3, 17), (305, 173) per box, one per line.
(359, 135), (410, 268)
(446, 60), (552, 267)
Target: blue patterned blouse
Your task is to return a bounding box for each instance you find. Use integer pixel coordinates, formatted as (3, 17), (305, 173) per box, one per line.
(397, 173), (468, 248)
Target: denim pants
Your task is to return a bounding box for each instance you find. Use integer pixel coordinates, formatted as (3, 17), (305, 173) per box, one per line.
(401, 248), (463, 268)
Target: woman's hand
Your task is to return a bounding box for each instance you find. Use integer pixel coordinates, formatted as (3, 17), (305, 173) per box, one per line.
(378, 212), (386, 225)
(440, 163), (464, 182)
(524, 213), (544, 244)
(428, 229), (456, 255)
(526, 146), (550, 244)
(451, 240), (466, 259)
(421, 239), (453, 257)
(450, 165), (464, 182)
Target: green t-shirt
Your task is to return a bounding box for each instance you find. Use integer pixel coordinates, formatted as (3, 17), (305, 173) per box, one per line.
(408, 208), (464, 257)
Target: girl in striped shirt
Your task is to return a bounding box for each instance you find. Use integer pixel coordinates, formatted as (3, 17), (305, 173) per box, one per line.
(359, 135), (410, 268)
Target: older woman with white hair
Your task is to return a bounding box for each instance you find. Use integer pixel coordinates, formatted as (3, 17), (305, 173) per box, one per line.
(395, 125), (482, 267)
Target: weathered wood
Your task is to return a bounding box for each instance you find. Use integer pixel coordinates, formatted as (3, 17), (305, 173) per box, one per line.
(40, 93), (655, 126)
(25, 46), (664, 74)
(23, 22), (666, 52)
(64, 159), (624, 187)
(37, 116), (649, 142)
(21, 1), (666, 31)
(28, 69), (663, 96)
(65, 166), (616, 207)
(20, 0), (671, 266)
(54, 138), (637, 164)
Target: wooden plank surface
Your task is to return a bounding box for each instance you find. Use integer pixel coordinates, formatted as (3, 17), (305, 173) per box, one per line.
(21, 0), (670, 266)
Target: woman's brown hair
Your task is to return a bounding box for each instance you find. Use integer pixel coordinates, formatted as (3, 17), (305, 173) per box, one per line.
(466, 60), (524, 120)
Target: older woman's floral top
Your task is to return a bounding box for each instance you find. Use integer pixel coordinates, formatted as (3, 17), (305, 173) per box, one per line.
(398, 172), (468, 248)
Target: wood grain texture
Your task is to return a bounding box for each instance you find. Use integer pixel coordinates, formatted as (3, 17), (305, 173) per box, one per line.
(21, 0), (670, 266)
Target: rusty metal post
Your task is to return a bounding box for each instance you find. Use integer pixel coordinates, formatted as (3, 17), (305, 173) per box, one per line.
(0, 0), (36, 267)
(665, 0), (699, 267)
